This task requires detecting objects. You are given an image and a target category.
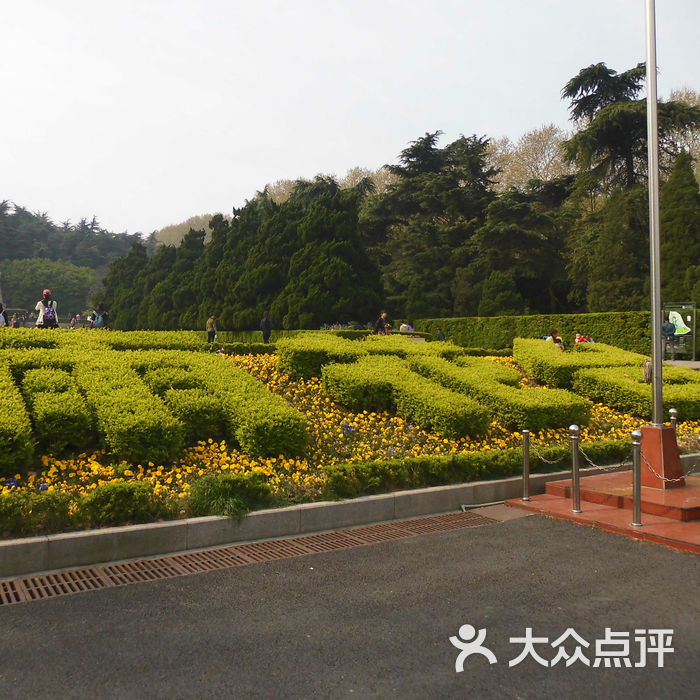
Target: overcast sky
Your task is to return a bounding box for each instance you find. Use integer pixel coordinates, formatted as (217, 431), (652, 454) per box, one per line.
(2, 0), (699, 235)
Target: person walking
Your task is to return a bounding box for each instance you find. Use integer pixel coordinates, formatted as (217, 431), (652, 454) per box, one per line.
(662, 315), (676, 360)
(35, 289), (58, 328)
(206, 314), (217, 343)
(260, 311), (272, 344)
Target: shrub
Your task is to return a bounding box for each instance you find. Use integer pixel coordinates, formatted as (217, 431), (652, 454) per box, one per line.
(142, 367), (199, 395)
(164, 389), (226, 446)
(74, 359), (184, 464)
(0, 363), (35, 476)
(513, 339), (645, 389)
(276, 334), (367, 379)
(415, 311), (653, 354)
(410, 355), (592, 431)
(186, 472), (274, 518)
(0, 489), (74, 537)
(572, 365), (700, 420)
(187, 353), (310, 457)
(21, 368), (74, 398)
(361, 335), (469, 360)
(77, 481), (165, 526)
(323, 356), (489, 438)
(323, 438), (631, 498)
(30, 390), (94, 454)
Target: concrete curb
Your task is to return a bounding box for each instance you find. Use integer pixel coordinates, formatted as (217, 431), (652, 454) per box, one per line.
(2, 454), (697, 579)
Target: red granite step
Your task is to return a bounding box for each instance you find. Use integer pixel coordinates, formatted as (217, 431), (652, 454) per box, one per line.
(545, 471), (700, 521)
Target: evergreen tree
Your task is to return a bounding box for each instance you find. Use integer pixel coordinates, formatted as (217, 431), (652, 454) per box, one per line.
(363, 132), (496, 318)
(582, 186), (649, 311)
(660, 151), (700, 302)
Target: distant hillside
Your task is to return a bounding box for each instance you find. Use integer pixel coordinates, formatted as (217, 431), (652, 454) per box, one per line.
(0, 200), (154, 311)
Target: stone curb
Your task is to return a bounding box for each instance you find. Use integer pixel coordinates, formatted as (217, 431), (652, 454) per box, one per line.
(2, 455), (697, 579)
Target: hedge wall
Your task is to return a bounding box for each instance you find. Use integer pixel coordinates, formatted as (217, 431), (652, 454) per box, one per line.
(415, 311), (653, 355)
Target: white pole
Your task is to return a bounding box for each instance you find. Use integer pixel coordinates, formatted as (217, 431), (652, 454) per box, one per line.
(646, 0), (663, 426)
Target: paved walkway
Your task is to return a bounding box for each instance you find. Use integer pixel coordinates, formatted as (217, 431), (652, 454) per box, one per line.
(0, 514), (697, 699)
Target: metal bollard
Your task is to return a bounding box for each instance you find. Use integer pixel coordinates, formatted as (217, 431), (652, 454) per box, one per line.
(631, 430), (643, 527)
(522, 430), (531, 501)
(669, 408), (678, 433)
(569, 425), (582, 513)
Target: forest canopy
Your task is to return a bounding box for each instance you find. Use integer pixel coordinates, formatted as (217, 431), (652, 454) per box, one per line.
(5, 63), (700, 330)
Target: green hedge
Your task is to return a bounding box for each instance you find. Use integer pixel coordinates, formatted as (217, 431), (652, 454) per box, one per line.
(323, 438), (630, 498)
(186, 353), (310, 457)
(73, 358), (184, 465)
(409, 355), (592, 431)
(0, 362), (35, 476)
(415, 311), (653, 354)
(572, 365), (700, 420)
(78, 481), (166, 526)
(0, 490), (74, 537)
(322, 356), (489, 438)
(163, 388), (226, 446)
(513, 339), (646, 389)
(277, 334), (367, 379)
(361, 335), (467, 360)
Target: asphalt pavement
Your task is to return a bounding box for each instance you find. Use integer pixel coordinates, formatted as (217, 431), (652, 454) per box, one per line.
(0, 515), (697, 699)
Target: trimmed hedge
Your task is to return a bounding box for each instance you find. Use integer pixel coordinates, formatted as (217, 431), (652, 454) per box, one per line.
(409, 355), (592, 431)
(0, 489), (74, 537)
(513, 339), (645, 389)
(361, 335), (467, 360)
(163, 388), (226, 446)
(322, 356), (489, 438)
(73, 358), (184, 465)
(415, 311), (653, 355)
(572, 365), (700, 420)
(0, 362), (35, 476)
(78, 481), (165, 526)
(323, 438), (630, 498)
(186, 353), (310, 457)
(276, 334), (367, 379)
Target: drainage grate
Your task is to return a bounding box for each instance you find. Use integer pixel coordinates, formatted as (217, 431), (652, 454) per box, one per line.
(0, 511), (495, 606)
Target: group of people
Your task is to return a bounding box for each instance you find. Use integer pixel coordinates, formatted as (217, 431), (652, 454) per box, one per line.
(0, 290), (109, 330)
(546, 328), (594, 351)
(206, 311), (274, 344)
(0, 304), (25, 328)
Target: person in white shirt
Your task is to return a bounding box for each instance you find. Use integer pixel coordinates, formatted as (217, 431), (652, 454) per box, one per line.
(35, 289), (59, 328)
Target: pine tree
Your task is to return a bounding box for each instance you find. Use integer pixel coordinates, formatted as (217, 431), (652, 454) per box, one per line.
(660, 151), (700, 302)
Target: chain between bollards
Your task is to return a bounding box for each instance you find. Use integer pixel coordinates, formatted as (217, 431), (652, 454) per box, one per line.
(522, 430), (531, 501)
(631, 429), (643, 527)
(569, 425), (582, 513)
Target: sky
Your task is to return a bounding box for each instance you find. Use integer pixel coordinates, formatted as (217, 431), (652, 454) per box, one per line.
(2, 0), (699, 236)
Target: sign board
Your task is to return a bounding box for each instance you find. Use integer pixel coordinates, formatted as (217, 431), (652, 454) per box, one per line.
(663, 302), (696, 360)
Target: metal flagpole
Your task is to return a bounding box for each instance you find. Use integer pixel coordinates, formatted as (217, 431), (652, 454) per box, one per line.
(646, 0), (663, 426)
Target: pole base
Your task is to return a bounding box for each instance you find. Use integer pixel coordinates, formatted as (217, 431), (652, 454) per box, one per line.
(640, 425), (685, 489)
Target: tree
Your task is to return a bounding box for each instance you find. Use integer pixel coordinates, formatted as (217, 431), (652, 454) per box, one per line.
(660, 151), (700, 302)
(363, 132), (497, 318)
(580, 186), (649, 312)
(562, 63), (700, 191)
(666, 88), (700, 181)
(0, 258), (95, 315)
(469, 179), (573, 315)
(488, 124), (574, 191)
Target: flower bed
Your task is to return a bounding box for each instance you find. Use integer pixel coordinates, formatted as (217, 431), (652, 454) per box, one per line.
(1, 333), (699, 538)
